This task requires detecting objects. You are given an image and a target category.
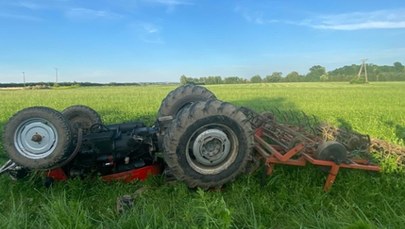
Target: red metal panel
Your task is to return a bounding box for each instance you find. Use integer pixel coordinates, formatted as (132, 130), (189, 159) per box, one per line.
(46, 168), (68, 181)
(101, 164), (162, 182)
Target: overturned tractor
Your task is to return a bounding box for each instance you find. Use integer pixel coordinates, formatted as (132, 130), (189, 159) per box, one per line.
(0, 84), (385, 190)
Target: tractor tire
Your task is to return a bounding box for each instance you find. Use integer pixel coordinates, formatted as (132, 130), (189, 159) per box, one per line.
(62, 105), (102, 135)
(157, 84), (216, 120)
(163, 100), (254, 189)
(3, 107), (75, 169)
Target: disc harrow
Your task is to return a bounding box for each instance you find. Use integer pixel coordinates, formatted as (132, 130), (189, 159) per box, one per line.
(247, 109), (381, 191)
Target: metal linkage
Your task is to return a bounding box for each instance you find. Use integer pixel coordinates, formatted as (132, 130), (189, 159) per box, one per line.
(0, 160), (17, 175)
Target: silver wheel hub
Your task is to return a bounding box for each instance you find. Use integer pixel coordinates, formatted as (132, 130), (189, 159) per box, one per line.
(192, 129), (231, 166)
(14, 118), (58, 159)
(186, 124), (239, 175)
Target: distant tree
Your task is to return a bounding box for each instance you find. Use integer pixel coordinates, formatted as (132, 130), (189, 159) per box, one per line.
(370, 65), (380, 81)
(250, 75), (262, 83)
(306, 65), (326, 82)
(393, 62), (404, 72)
(265, 72), (282, 82)
(320, 73), (329, 82)
(178, 61), (405, 85)
(285, 71), (301, 82)
(328, 64), (360, 81)
(224, 76), (245, 84)
(214, 76), (223, 84)
(203, 76), (223, 85)
(180, 75), (188, 84)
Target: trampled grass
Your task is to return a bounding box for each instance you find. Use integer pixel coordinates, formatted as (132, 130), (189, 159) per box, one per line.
(0, 82), (404, 228)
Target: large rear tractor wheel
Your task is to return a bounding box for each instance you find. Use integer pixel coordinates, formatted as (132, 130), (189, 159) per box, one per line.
(3, 107), (75, 169)
(62, 105), (102, 135)
(163, 100), (254, 189)
(157, 84), (216, 121)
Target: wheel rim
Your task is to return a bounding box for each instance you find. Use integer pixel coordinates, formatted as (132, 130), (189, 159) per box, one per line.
(186, 124), (238, 175)
(14, 118), (58, 159)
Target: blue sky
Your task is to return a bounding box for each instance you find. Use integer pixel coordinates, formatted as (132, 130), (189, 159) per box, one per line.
(1, 0), (405, 83)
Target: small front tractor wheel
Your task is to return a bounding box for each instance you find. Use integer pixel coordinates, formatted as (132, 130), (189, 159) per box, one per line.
(163, 100), (254, 189)
(62, 105), (102, 134)
(3, 107), (75, 169)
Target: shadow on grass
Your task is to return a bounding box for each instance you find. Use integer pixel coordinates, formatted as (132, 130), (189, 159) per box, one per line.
(228, 97), (299, 113)
(232, 97), (323, 129)
(336, 118), (354, 131)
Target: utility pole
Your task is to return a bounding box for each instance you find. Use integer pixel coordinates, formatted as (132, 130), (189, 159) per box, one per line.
(357, 59), (368, 83)
(55, 67), (58, 85)
(22, 72), (26, 87)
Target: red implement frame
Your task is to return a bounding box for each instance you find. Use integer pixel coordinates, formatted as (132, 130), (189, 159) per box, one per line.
(101, 164), (162, 182)
(254, 129), (380, 191)
(46, 164), (162, 183)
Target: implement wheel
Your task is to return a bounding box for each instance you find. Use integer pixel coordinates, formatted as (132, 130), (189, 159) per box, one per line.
(3, 107), (75, 169)
(163, 100), (254, 188)
(316, 141), (348, 164)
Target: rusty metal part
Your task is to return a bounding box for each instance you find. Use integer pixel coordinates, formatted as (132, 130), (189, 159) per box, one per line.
(242, 108), (382, 191)
(250, 110), (375, 161)
(254, 129), (380, 191)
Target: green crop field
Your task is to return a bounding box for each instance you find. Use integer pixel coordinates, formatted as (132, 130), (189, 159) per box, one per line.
(0, 82), (404, 228)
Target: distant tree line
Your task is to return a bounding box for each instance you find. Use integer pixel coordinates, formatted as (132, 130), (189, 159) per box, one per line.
(0, 81), (177, 88)
(180, 62), (405, 84)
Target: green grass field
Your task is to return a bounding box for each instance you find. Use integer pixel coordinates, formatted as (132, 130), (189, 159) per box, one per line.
(0, 82), (404, 228)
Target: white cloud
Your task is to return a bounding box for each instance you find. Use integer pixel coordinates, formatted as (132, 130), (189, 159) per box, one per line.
(0, 12), (42, 21)
(14, 2), (43, 10)
(236, 6), (405, 30)
(130, 22), (164, 44)
(142, 23), (160, 33)
(234, 6), (278, 25)
(307, 9), (405, 30)
(65, 8), (122, 20)
(313, 21), (405, 30)
(144, 0), (193, 6)
(142, 0), (193, 13)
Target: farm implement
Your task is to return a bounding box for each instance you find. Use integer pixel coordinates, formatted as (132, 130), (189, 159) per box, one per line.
(248, 110), (381, 191)
(0, 84), (388, 190)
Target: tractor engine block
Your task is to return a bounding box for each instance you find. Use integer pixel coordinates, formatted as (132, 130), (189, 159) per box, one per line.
(67, 122), (158, 177)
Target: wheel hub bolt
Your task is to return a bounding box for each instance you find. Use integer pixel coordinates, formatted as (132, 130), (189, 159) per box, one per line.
(31, 133), (43, 143)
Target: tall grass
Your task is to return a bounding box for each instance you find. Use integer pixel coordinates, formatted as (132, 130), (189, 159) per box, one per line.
(0, 82), (404, 228)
